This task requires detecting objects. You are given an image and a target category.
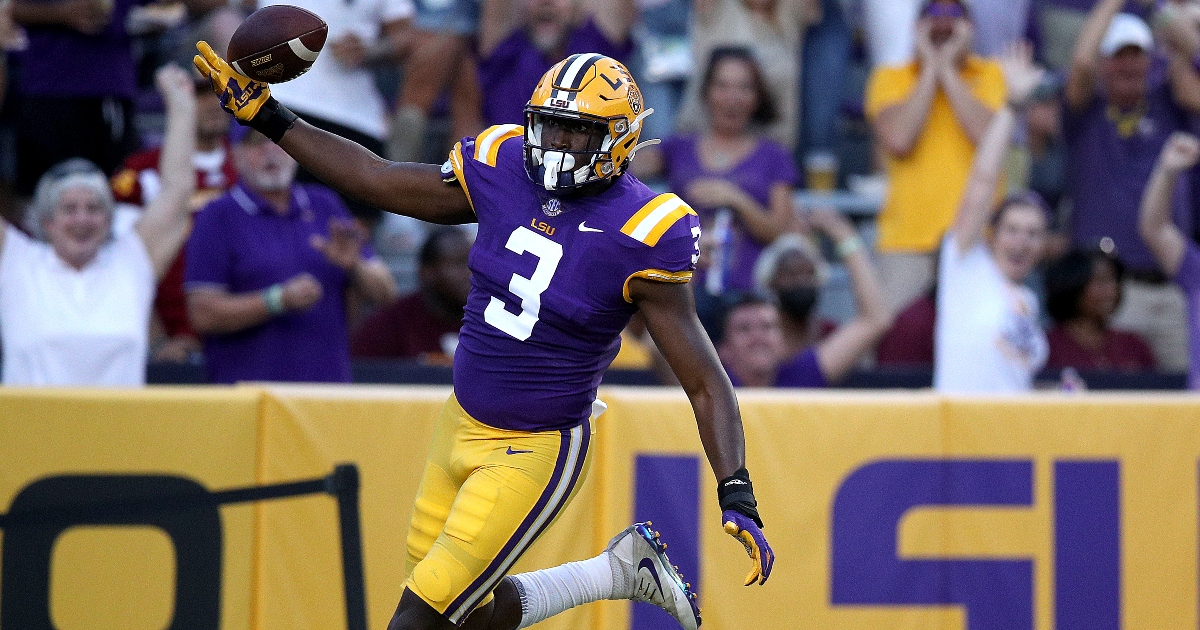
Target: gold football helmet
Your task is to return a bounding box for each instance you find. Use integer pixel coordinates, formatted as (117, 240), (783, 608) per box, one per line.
(524, 53), (657, 192)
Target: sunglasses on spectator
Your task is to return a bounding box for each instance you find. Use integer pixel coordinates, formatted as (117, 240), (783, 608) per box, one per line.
(923, 2), (965, 18)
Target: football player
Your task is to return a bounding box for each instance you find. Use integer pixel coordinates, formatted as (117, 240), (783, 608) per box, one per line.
(195, 44), (773, 630)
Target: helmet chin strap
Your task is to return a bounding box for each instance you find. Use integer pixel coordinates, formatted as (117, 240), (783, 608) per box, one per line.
(541, 150), (576, 190)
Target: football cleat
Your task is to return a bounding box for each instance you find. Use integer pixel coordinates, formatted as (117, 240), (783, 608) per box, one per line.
(606, 521), (702, 629)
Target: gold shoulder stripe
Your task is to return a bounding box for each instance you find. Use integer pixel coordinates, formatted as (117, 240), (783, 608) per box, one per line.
(474, 124), (523, 167)
(623, 269), (693, 303)
(449, 142), (474, 210)
(620, 193), (696, 246)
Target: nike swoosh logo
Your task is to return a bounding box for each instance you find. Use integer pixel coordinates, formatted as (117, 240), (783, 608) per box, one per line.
(578, 222), (603, 233)
(506, 446), (534, 455)
(637, 557), (664, 595)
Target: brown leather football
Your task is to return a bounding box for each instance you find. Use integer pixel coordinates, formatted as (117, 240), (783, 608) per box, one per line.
(226, 5), (327, 84)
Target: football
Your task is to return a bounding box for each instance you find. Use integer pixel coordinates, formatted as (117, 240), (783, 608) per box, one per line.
(226, 5), (327, 83)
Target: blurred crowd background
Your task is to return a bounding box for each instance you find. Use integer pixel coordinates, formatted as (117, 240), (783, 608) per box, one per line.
(3, 0), (1200, 392)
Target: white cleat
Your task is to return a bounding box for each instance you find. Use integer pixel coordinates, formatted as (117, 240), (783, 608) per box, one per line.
(606, 521), (702, 629)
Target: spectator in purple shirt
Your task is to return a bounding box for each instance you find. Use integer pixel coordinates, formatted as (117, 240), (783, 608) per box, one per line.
(1064, 0), (1200, 373)
(184, 127), (399, 384)
(11, 0), (219, 195)
(634, 47), (799, 295)
(475, 0), (635, 126)
(1140, 131), (1200, 389)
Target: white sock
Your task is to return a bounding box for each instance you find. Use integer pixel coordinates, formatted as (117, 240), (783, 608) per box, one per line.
(509, 553), (614, 628)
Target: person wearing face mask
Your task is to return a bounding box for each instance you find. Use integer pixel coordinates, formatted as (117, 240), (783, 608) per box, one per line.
(0, 65), (197, 386)
(935, 42), (1051, 393)
(745, 207), (892, 386)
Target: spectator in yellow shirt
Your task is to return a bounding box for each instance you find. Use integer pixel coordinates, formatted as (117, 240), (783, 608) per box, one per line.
(865, 0), (1006, 313)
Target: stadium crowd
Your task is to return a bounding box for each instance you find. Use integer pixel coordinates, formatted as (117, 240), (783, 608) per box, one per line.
(2, 0), (1198, 391)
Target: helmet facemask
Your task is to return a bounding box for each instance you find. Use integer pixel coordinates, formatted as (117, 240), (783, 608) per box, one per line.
(525, 109), (617, 192)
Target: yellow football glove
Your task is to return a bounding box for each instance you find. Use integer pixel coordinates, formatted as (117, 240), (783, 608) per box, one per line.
(723, 512), (774, 585)
(193, 40), (272, 123)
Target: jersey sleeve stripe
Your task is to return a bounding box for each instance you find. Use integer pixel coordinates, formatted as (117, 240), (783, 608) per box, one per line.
(620, 193), (672, 235)
(474, 124), (523, 167)
(641, 204), (695, 247)
(621, 194), (696, 245)
(622, 269), (694, 302)
(449, 142), (474, 209)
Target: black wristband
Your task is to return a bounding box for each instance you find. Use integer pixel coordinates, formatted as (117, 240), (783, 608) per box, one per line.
(718, 468), (763, 527)
(242, 97), (298, 143)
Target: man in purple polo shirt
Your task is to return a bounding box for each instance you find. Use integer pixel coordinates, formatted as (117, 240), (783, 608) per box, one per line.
(183, 128), (398, 383)
(1064, 0), (1200, 373)
(1140, 132), (1200, 389)
(475, 0), (634, 126)
(11, 0), (220, 194)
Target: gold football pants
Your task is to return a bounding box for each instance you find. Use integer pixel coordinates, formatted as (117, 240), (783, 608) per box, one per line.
(404, 393), (592, 624)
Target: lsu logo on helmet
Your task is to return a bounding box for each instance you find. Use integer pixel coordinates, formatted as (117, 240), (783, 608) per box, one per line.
(524, 53), (658, 192)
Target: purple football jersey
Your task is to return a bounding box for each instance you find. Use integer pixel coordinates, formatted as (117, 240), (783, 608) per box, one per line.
(447, 125), (700, 431)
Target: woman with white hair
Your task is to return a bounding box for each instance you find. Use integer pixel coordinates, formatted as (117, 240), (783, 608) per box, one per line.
(748, 207), (893, 386)
(0, 65), (196, 385)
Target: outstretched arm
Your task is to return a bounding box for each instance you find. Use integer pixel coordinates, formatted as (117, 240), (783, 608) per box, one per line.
(632, 278), (743, 479)
(1167, 49), (1200, 114)
(135, 65), (197, 280)
(808, 208), (894, 383)
(1140, 132), (1196, 276)
(632, 278), (773, 586)
(1065, 0), (1123, 110)
(950, 42), (1043, 253)
(194, 41), (475, 226)
(279, 122), (475, 224)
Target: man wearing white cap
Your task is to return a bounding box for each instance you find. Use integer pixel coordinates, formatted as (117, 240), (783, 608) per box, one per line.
(1063, 0), (1200, 373)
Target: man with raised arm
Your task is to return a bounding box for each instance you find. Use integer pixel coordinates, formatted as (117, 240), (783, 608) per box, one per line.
(1064, 0), (1200, 373)
(1139, 132), (1200, 389)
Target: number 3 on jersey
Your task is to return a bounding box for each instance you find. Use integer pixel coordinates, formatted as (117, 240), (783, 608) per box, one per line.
(484, 226), (563, 340)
